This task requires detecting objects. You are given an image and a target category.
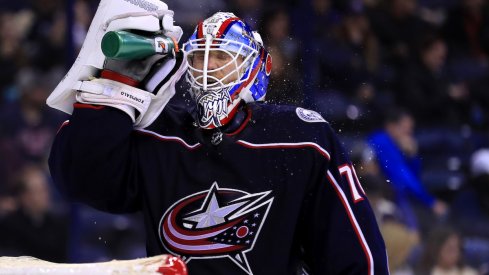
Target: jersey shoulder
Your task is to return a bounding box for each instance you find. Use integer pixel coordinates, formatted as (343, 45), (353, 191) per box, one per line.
(246, 103), (336, 145)
(139, 102), (199, 143)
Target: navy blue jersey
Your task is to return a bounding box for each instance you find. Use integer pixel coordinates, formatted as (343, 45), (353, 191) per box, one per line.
(49, 102), (388, 275)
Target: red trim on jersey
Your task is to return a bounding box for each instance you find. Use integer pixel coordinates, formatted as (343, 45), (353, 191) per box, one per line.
(338, 164), (365, 204)
(198, 101), (243, 130)
(351, 164), (367, 196)
(226, 107), (252, 136)
(101, 70), (140, 87)
(73, 103), (105, 110)
(216, 17), (240, 38)
(215, 102), (241, 128)
(56, 120), (70, 134)
(327, 172), (373, 275)
(236, 140), (331, 160)
(135, 130), (201, 150)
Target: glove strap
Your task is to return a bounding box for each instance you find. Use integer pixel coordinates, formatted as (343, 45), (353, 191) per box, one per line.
(74, 79), (151, 123)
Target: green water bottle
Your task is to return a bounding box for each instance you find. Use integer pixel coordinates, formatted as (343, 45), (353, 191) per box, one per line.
(101, 30), (179, 60)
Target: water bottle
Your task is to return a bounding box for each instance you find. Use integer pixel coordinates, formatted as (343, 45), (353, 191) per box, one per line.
(101, 30), (179, 59)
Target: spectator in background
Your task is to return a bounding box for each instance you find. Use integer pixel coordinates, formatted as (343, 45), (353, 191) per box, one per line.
(0, 68), (65, 184)
(443, 0), (489, 62)
(312, 6), (385, 131)
(443, 0), (489, 130)
(354, 146), (420, 274)
(300, 0), (343, 40)
(367, 108), (448, 234)
(360, 174), (419, 274)
(0, 10), (33, 104)
(265, 45), (303, 105)
(0, 164), (69, 262)
(317, 7), (380, 96)
(259, 7), (299, 59)
(72, 0), (92, 52)
(368, 0), (433, 67)
(0, 189), (17, 218)
(417, 227), (478, 275)
(397, 34), (471, 127)
(451, 149), (489, 241)
(468, 74), (489, 130)
(229, 0), (263, 29)
(259, 7), (303, 105)
(25, 0), (66, 70)
(165, 0), (226, 36)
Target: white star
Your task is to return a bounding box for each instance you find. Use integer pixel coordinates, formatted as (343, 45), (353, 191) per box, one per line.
(184, 193), (245, 229)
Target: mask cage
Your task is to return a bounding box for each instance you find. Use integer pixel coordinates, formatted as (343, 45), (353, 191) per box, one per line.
(183, 37), (259, 98)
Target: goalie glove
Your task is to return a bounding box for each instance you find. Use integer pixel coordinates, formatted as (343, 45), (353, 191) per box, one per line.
(47, 0), (187, 129)
(76, 51), (186, 127)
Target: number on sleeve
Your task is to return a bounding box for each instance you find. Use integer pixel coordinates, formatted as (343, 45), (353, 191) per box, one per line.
(338, 164), (366, 203)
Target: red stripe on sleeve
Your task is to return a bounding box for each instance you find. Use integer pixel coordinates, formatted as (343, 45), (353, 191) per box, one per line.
(56, 120), (70, 134)
(326, 171), (374, 275)
(73, 103), (105, 110)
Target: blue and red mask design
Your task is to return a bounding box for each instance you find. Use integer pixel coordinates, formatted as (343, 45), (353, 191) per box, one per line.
(183, 12), (271, 129)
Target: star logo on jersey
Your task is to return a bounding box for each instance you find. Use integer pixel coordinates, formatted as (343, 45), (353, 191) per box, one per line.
(159, 182), (274, 275)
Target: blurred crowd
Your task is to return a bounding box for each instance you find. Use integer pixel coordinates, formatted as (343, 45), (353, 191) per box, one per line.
(0, 0), (489, 274)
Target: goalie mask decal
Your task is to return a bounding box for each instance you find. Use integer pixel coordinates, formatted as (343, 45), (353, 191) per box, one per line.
(196, 89), (231, 128)
(159, 182), (274, 275)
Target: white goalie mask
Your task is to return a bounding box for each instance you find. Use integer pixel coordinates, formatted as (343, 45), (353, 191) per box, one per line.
(183, 12), (272, 129)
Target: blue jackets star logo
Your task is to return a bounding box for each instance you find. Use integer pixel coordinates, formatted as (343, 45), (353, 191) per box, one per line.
(159, 182), (274, 275)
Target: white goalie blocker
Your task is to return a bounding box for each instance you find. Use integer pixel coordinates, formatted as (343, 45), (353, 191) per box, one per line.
(0, 255), (187, 275)
(47, 0), (186, 129)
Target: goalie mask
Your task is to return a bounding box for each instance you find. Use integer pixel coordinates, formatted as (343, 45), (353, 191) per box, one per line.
(183, 12), (272, 129)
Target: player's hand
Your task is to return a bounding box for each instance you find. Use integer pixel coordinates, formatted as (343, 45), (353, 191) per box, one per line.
(102, 54), (165, 87)
(76, 51), (184, 125)
(73, 9), (187, 128)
